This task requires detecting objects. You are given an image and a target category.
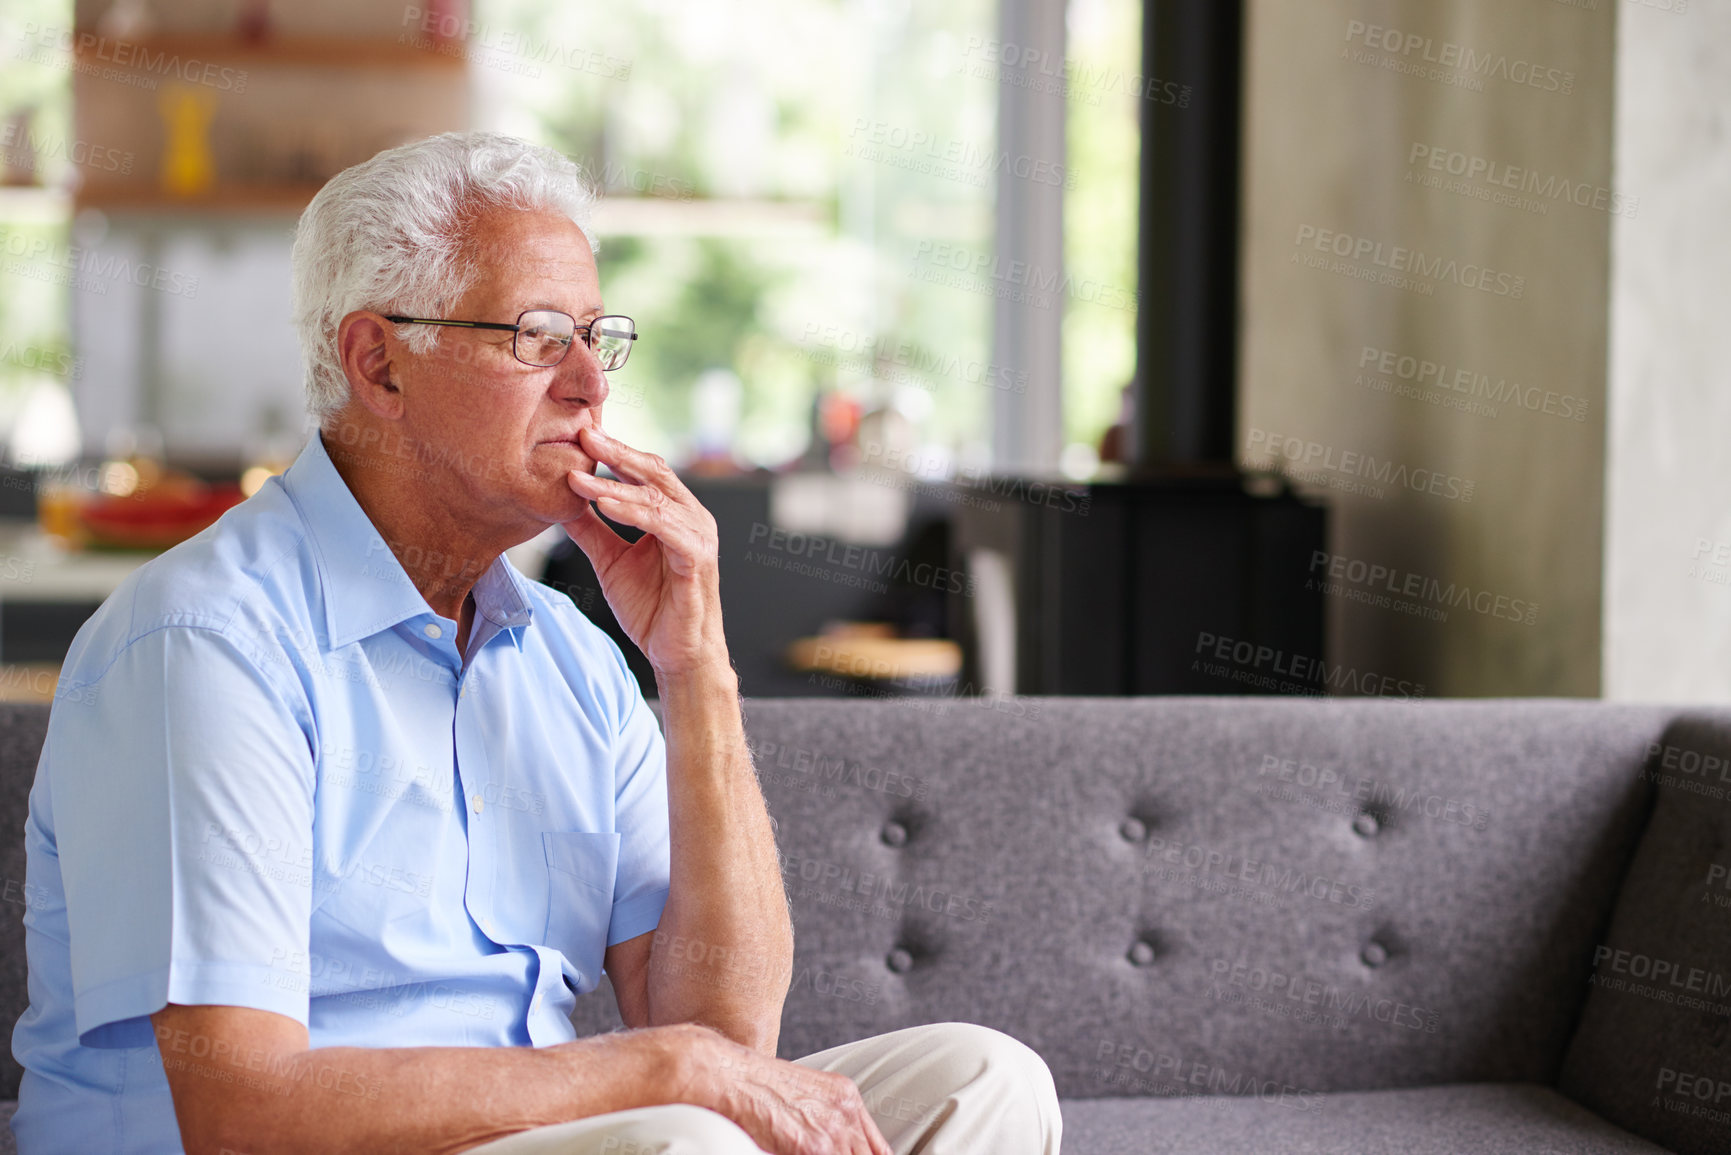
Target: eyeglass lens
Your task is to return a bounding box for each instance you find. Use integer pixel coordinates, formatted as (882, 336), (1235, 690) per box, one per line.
(514, 310), (576, 367)
(588, 317), (635, 372)
(514, 311), (635, 371)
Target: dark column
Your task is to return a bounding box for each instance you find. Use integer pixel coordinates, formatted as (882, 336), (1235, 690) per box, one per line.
(1134, 0), (1245, 471)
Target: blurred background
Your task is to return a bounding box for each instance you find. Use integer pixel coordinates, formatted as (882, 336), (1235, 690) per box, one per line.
(0, 0), (1717, 705)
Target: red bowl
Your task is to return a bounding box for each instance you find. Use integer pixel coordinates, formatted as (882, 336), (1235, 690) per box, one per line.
(78, 483), (246, 550)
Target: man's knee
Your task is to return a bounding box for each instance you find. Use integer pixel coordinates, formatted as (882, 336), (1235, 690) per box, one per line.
(917, 1022), (1059, 1099)
(618, 1104), (761, 1154)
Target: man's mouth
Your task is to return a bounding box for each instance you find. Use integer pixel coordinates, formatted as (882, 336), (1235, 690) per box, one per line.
(538, 438), (596, 474)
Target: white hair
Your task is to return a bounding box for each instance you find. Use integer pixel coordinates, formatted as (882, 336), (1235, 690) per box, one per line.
(291, 131), (598, 420)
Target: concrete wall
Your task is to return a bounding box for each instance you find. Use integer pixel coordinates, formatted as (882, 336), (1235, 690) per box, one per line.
(1239, 0), (1618, 696)
(1603, 0), (1731, 701)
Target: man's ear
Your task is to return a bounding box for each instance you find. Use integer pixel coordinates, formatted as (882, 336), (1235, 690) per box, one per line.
(337, 311), (406, 419)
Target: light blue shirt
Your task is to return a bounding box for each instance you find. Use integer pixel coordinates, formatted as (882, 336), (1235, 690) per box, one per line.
(10, 430), (671, 1154)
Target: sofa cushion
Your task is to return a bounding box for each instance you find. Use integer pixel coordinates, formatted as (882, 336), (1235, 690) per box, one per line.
(1559, 714), (1731, 1155)
(0, 705), (49, 1102)
(1061, 1083), (1673, 1154)
(585, 698), (1667, 1099)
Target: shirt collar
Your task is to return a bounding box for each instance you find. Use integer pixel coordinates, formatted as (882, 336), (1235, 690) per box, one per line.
(282, 430), (536, 652)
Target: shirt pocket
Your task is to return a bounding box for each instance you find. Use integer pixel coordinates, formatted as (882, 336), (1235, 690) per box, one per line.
(542, 831), (621, 994)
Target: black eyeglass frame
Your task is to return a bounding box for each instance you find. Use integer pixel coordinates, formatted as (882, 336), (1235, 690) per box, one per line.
(383, 309), (637, 370)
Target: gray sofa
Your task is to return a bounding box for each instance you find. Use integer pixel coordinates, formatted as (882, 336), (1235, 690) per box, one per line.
(2, 697), (1728, 1154)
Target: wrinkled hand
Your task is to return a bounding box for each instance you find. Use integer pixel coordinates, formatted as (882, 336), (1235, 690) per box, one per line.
(686, 1032), (894, 1155)
(560, 425), (726, 679)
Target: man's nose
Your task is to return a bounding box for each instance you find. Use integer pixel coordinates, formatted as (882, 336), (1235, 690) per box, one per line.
(556, 341), (610, 407)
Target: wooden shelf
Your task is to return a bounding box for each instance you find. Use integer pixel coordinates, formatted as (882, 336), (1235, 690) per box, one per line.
(70, 33), (465, 71)
(74, 183), (324, 214)
(787, 635), (963, 681)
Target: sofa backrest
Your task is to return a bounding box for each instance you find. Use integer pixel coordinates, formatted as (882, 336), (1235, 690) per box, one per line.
(0, 696), (1682, 1108)
(572, 697), (1673, 1100)
(1559, 713), (1731, 1155)
(0, 703), (49, 1100)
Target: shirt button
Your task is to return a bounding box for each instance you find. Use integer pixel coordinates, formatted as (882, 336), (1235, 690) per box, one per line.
(471, 793), (484, 814)
(424, 623), (443, 639)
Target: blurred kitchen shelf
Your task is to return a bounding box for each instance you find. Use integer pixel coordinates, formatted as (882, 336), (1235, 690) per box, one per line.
(0, 185), (71, 222)
(0, 524), (153, 604)
(74, 183), (325, 214)
(69, 33), (464, 71)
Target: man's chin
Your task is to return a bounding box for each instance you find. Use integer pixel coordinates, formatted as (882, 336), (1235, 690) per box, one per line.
(538, 440), (595, 470)
(543, 480), (597, 528)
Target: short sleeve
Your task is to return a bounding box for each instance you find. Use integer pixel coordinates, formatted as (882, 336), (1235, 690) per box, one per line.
(49, 625), (316, 1048)
(605, 643), (670, 947)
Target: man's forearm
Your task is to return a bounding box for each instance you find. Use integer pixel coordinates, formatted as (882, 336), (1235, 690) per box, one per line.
(156, 1009), (717, 1155)
(649, 660), (793, 1051)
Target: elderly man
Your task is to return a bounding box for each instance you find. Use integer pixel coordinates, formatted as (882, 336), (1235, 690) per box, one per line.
(9, 132), (1060, 1154)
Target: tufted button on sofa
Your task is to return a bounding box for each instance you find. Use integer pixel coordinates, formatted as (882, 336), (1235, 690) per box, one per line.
(3, 698), (1728, 1154)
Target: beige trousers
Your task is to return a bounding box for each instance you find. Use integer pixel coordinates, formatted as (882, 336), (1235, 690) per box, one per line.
(464, 1022), (1063, 1155)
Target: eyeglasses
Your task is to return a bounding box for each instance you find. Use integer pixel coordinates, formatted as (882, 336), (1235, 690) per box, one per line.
(383, 310), (638, 371)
